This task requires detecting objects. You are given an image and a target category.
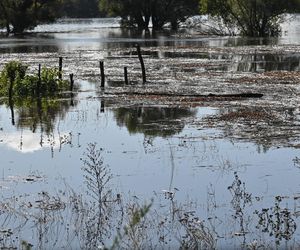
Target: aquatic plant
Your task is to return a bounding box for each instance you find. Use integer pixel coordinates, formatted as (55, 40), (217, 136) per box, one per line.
(255, 196), (297, 245)
(2, 164), (300, 249)
(81, 143), (116, 248)
(109, 201), (152, 250)
(0, 61), (70, 97)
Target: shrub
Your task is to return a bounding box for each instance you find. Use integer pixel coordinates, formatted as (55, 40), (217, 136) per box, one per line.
(200, 0), (300, 37)
(0, 61), (70, 97)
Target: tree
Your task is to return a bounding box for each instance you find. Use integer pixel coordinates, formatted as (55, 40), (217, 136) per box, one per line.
(100, 0), (199, 30)
(0, 1), (11, 35)
(0, 0), (61, 35)
(60, 0), (101, 18)
(200, 0), (300, 37)
(99, 0), (152, 29)
(152, 0), (199, 30)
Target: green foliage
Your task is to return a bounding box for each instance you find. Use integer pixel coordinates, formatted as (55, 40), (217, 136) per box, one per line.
(0, 61), (28, 96)
(200, 0), (300, 37)
(0, 61), (27, 84)
(40, 67), (69, 94)
(21, 240), (33, 250)
(0, 61), (70, 97)
(0, 0), (61, 34)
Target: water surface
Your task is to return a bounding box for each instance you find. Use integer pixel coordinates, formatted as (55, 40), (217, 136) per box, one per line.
(1, 17), (300, 248)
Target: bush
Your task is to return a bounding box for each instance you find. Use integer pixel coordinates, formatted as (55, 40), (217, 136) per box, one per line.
(0, 61), (70, 97)
(200, 0), (300, 37)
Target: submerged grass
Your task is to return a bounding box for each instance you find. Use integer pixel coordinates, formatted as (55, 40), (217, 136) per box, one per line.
(218, 109), (275, 122)
(0, 143), (220, 249)
(0, 146), (299, 248)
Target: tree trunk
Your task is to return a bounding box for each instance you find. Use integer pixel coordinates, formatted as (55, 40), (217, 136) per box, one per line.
(152, 15), (165, 30)
(0, 1), (11, 36)
(135, 13), (148, 30)
(171, 20), (178, 30)
(5, 21), (10, 36)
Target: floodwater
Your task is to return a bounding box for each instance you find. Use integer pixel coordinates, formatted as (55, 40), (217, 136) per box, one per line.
(0, 17), (300, 249)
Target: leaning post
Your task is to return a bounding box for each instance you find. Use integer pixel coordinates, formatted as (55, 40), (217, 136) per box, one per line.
(135, 44), (146, 84)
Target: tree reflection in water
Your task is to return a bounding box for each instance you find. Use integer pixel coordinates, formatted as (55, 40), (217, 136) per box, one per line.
(8, 97), (76, 134)
(114, 106), (197, 137)
(1, 96), (78, 154)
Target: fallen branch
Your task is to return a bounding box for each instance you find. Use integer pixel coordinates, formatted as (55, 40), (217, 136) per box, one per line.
(103, 91), (263, 99)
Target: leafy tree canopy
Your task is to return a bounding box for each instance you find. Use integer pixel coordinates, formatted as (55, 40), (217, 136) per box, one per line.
(200, 0), (300, 37)
(0, 0), (61, 35)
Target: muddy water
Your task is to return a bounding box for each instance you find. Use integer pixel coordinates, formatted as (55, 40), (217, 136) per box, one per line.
(1, 17), (300, 248)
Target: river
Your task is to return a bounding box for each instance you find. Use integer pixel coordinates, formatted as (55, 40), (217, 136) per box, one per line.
(0, 17), (300, 249)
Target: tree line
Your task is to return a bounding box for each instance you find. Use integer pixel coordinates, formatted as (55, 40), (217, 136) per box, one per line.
(0, 0), (300, 37)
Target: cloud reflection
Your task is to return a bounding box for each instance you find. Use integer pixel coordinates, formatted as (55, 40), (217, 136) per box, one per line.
(3, 130), (71, 153)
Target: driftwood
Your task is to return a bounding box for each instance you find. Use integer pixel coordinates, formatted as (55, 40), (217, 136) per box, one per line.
(104, 91), (263, 99)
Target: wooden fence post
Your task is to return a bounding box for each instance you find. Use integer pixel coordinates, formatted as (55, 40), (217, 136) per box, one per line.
(135, 44), (146, 84)
(124, 66), (129, 85)
(100, 61), (105, 88)
(101, 100), (105, 113)
(59, 57), (63, 80)
(37, 64), (41, 96)
(69, 73), (74, 92)
(8, 79), (13, 100)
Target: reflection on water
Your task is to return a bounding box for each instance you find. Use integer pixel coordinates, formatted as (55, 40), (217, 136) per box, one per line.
(124, 49), (300, 72)
(1, 15), (300, 249)
(114, 106), (197, 137)
(233, 53), (300, 72)
(0, 95), (300, 247)
(0, 168), (298, 249)
(0, 96), (78, 154)
(0, 16), (300, 76)
(1, 15), (300, 53)
(3, 97), (77, 134)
